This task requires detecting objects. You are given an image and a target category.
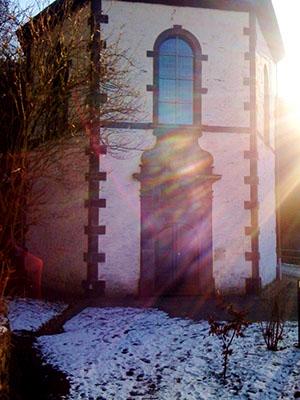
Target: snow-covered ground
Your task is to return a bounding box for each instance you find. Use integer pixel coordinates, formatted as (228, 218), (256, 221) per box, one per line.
(8, 300), (300, 399)
(8, 298), (66, 332)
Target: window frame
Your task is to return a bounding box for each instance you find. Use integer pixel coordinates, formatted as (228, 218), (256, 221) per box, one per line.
(152, 26), (203, 127)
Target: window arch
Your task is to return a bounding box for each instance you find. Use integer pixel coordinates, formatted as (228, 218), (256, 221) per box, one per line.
(153, 27), (203, 126)
(264, 66), (270, 145)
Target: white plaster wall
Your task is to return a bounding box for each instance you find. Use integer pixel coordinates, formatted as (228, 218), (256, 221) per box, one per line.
(25, 2), (279, 296)
(256, 21), (277, 285)
(103, 1), (250, 127)
(256, 20), (277, 149)
(98, 130), (155, 296)
(99, 1), (255, 294)
(257, 138), (277, 285)
(100, 129), (252, 295)
(200, 133), (252, 292)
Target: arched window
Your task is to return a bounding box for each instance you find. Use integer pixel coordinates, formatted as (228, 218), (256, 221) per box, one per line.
(158, 37), (194, 125)
(264, 66), (270, 145)
(152, 27), (203, 127)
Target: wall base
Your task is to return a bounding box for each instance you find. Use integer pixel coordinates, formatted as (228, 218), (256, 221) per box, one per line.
(82, 280), (106, 298)
(245, 277), (262, 295)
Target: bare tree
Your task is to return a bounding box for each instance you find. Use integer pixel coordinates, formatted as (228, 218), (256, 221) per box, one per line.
(0, 0), (141, 295)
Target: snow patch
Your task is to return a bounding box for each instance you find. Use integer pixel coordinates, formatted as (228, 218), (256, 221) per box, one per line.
(8, 298), (66, 332)
(33, 307), (300, 399)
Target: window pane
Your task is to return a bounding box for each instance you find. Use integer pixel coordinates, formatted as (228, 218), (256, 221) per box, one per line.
(176, 103), (193, 125)
(158, 36), (195, 125)
(159, 79), (176, 102)
(158, 102), (176, 124)
(177, 80), (193, 103)
(159, 55), (176, 78)
(159, 38), (176, 54)
(177, 39), (193, 56)
(178, 56), (193, 79)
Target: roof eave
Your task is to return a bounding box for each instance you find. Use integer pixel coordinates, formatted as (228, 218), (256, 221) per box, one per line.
(23, 0), (285, 61)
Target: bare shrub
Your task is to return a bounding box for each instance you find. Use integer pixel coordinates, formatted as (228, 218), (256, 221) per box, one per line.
(260, 279), (293, 351)
(0, 0), (142, 295)
(209, 300), (250, 381)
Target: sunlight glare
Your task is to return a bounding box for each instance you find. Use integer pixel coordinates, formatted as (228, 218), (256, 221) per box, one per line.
(273, 0), (300, 124)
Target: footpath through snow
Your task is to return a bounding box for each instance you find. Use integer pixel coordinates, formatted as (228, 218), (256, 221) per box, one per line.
(8, 299), (300, 399)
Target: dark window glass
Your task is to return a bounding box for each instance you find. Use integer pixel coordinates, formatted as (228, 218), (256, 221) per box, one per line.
(176, 103), (193, 125)
(178, 80), (193, 102)
(177, 39), (193, 56)
(159, 38), (176, 54)
(158, 37), (194, 125)
(159, 79), (176, 102)
(159, 56), (176, 79)
(178, 56), (193, 79)
(158, 102), (176, 124)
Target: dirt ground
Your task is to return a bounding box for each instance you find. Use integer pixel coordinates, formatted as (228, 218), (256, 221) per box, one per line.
(81, 274), (299, 322)
(38, 270), (300, 336)
(158, 274), (299, 321)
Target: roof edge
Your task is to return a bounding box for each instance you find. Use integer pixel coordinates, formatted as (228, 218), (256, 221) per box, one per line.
(24, 0), (284, 61)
